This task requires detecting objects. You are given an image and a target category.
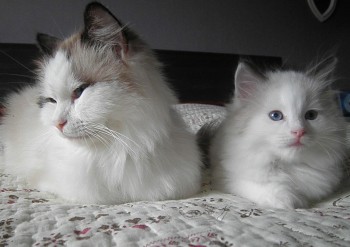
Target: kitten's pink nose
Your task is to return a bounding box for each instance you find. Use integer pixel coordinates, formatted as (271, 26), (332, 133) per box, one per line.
(56, 120), (67, 131)
(291, 129), (305, 138)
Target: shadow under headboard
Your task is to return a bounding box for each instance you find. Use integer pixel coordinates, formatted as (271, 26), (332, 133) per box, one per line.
(0, 43), (281, 105)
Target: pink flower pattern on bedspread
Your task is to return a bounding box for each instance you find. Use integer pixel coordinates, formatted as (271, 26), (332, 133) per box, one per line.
(1, 104), (350, 246)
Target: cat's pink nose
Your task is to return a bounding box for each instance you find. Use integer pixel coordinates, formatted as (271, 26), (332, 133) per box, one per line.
(291, 129), (305, 138)
(56, 120), (67, 131)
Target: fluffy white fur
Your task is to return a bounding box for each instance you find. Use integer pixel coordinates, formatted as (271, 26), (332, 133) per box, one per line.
(211, 58), (347, 209)
(0, 3), (201, 204)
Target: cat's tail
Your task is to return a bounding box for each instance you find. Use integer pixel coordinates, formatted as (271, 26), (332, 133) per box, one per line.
(196, 119), (222, 168)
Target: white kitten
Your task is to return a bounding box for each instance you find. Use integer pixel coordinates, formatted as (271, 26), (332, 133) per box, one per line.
(0, 3), (201, 204)
(210, 57), (347, 209)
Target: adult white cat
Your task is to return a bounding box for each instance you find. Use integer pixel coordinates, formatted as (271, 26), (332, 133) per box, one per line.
(211, 57), (347, 209)
(0, 2), (201, 204)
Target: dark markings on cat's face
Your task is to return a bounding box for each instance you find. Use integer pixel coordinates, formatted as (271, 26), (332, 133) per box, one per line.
(81, 2), (129, 59)
(72, 83), (90, 101)
(37, 2), (129, 59)
(36, 33), (61, 57)
(36, 1), (142, 100)
(37, 96), (56, 108)
(37, 80), (96, 108)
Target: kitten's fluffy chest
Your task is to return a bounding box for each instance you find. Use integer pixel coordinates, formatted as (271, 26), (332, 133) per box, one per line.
(268, 156), (314, 174)
(252, 148), (339, 186)
(212, 58), (346, 208)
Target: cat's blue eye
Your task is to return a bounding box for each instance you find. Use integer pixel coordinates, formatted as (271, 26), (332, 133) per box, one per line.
(305, 110), (318, 120)
(72, 84), (89, 100)
(269, 110), (283, 121)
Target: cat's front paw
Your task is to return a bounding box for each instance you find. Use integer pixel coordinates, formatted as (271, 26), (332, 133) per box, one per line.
(258, 191), (308, 209)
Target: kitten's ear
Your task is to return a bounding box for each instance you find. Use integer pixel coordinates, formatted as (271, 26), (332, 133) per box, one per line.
(36, 33), (61, 56)
(307, 55), (337, 85)
(82, 2), (128, 59)
(234, 62), (263, 99)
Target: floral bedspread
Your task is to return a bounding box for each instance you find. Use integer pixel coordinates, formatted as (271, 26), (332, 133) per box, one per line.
(1, 104), (350, 247)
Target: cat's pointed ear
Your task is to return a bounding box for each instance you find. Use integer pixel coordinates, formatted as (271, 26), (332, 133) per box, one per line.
(234, 62), (263, 99)
(82, 2), (128, 59)
(307, 55), (337, 85)
(36, 33), (61, 56)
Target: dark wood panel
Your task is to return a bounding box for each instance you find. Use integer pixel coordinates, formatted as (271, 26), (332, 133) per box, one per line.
(156, 50), (281, 104)
(156, 50), (237, 104)
(0, 43), (39, 100)
(0, 43), (281, 105)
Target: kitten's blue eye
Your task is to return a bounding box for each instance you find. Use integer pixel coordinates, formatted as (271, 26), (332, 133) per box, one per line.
(269, 110), (283, 121)
(305, 110), (318, 120)
(72, 84), (89, 100)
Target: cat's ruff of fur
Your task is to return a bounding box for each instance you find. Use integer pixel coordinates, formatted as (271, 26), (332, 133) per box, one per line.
(0, 2), (201, 204)
(211, 58), (347, 209)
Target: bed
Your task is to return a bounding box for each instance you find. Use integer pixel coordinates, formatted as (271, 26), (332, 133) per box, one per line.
(1, 45), (350, 246)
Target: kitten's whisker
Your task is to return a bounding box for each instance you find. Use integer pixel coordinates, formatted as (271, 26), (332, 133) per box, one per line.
(315, 141), (334, 161)
(315, 140), (344, 163)
(319, 136), (347, 145)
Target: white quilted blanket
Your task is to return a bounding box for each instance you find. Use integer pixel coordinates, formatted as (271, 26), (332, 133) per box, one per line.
(1, 104), (350, 247)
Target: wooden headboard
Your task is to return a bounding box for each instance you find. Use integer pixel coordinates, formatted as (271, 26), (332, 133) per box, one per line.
(0, 43), (281, 105)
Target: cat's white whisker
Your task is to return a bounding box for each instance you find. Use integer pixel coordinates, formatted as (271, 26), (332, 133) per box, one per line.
(91, 123), (142, 150)
(84, 127), (110, 149)
(89, 124), (138, 157)
(0, 50), (36, 74)
(0, 73), (35, 80)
